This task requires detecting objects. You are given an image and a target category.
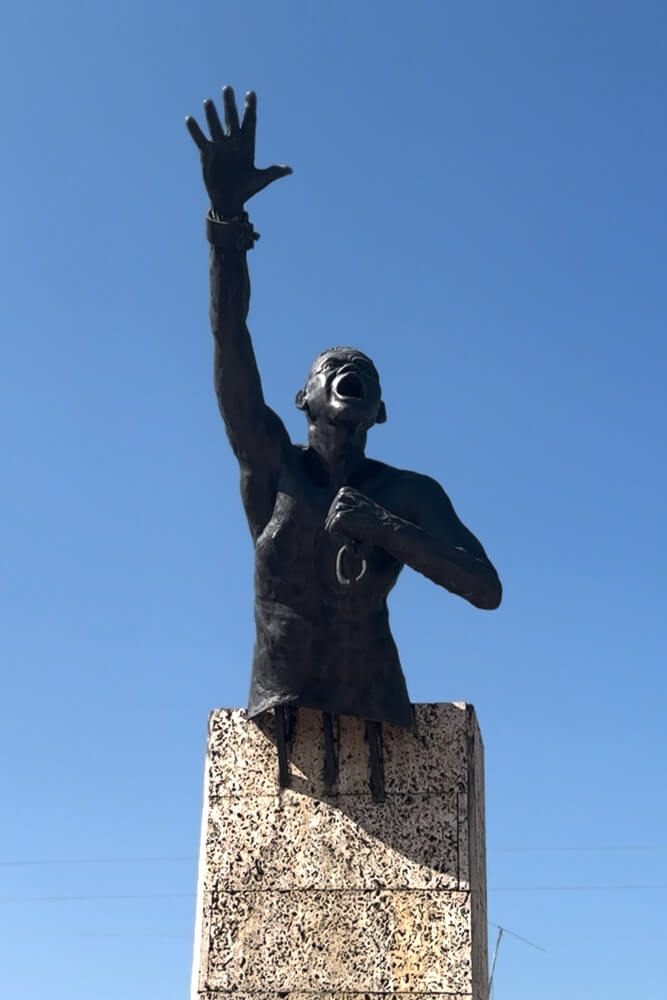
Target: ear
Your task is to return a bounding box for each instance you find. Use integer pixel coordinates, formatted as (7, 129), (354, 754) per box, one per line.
(376, 400), (387, 424)
(295, 389), (307, 411)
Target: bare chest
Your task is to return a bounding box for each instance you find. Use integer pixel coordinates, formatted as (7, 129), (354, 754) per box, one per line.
(254, 460), (402, 609)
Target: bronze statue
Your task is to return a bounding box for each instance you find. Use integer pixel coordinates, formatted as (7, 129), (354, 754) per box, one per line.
(186, 87), (501, 794)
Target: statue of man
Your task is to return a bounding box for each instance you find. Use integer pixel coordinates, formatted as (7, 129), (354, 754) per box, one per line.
(186, 87), (501, 757)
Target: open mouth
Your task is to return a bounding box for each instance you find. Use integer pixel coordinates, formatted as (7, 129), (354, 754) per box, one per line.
(334, 372), (364, 400)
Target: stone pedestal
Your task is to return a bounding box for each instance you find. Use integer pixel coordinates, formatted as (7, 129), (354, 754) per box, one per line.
(191, 703), (487, 999)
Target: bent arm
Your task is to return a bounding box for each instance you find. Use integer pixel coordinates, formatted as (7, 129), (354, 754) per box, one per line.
(210, 237), (289, 467)
(374, 479), (501, 610)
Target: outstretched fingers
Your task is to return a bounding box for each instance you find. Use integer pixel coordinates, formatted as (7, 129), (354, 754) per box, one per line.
(188, 85), (292, 207)
(223, 85), (240, 134)
(204, 99), (225, 141)
(241, 91), (257, 150)
(185, 115), (208, 151)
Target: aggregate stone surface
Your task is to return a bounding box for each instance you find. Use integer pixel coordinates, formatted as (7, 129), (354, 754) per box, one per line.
(205, 889), (473, 993)
(197, 994), (473, 999)
(207, 704), (473, 798)
(204, 789), (464, 890)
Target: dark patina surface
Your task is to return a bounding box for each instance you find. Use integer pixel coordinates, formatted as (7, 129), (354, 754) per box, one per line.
(186, 87), (501, 745)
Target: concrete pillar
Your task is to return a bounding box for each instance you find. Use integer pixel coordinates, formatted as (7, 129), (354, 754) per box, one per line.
(191, 702), (488, 999)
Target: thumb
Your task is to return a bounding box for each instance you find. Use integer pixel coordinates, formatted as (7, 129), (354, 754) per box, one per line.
(248, 164), (293, 197)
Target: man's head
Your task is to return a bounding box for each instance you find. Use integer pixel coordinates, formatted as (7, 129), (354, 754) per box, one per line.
(295, 347), (387, 429)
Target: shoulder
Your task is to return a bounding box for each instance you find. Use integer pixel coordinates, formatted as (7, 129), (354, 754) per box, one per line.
(371, 461), (451, 497)
(365, 461), (454, 517)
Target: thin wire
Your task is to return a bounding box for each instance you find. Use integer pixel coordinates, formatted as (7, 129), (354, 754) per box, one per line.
(486, 921), (547, 999)
(0, 892), (195, 902)
(0, 930), (187, 939)
(491, 844), (667, 853)
(2, 844), (667, 866)
(487, 926), (504, 999)
(489, 920), (547, 952)
(490, 883), (667, 892)
(0, 855), (196, 867)
(2, 883), (667, 902)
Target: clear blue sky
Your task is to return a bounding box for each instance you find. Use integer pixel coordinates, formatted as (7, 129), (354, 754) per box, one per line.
(2, 2), (666, 997)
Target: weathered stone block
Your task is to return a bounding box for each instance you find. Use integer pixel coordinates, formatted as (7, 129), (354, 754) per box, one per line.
(204, 791), (462, 890)
(206, 889), (473, 993)
(192, 703), (487, 999)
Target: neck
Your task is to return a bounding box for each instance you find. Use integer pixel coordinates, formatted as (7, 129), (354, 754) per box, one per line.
(307, 419), (368, 488)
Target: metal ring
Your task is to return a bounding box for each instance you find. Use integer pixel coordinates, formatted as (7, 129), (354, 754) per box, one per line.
(336, 545), (368, 586)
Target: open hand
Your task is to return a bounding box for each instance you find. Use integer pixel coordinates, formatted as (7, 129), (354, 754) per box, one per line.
(325, 487), (387, 546)
(186, 86), (292, 218)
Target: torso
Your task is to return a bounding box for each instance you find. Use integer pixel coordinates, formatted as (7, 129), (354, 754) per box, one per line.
(246, 445), (413, 726)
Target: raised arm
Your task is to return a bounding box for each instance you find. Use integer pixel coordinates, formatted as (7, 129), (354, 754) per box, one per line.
(185, 87), (292, 469)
